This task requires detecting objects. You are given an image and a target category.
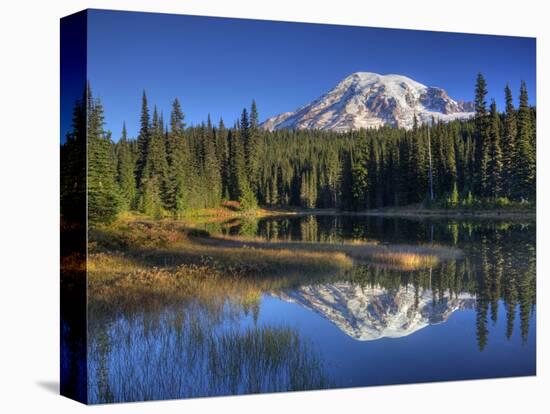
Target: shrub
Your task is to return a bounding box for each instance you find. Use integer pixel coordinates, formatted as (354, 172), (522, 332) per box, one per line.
(495, 197), (511, 207)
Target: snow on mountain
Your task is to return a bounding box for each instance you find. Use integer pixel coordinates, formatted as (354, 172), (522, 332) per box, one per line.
(262, 72), (475, 132)
(274, 283), (475, 341)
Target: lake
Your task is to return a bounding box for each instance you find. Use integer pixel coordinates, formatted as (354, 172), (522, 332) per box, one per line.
(87, 215), (536, 403)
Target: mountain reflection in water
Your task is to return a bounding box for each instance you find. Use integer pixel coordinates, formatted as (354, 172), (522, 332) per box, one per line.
(276, 283), (475, 341)
(85, 215), (535, 403)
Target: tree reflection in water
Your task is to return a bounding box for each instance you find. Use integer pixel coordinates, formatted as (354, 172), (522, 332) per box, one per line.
(87, 216), (535, 403)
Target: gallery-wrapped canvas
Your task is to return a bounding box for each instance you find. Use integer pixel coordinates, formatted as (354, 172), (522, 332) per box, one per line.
(60, 9), (536, 405)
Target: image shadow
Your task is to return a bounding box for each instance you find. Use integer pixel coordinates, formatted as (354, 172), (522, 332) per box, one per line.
(36, 381), (59, 395)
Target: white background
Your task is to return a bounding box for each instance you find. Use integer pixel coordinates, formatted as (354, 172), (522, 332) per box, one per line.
(0, 0), (547, 412)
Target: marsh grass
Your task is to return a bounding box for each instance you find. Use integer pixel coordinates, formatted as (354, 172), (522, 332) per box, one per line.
(87, 219), (355, 315)
(196, 233), (461, 270)
(90, 219), (353, 274)
(88, 311), (330, 403)
(89, 253), (284, 317)
(87, 219), (461, 314)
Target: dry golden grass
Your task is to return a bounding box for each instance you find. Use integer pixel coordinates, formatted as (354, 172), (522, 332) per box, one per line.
(87, 220), (352, 313)
(88, 253), (264, 313)
(87, 250), (344, 318)
(368, 251), (439, 270)
(85, 218), (462, 312)
(89, 220), (354, 276)
(196, 232), (460, 269)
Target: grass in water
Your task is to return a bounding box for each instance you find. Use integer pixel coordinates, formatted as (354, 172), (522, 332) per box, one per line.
(88, 313), (330, 403)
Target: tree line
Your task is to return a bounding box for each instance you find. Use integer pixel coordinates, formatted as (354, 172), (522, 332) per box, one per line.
(60, 74), (536, 224)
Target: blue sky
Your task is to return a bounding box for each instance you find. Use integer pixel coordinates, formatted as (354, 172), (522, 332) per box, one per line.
(77, 9), (535, 140)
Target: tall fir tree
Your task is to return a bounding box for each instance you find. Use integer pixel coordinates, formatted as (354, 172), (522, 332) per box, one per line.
(514, 81), (536, 201)
(228, 125), (244, 200)
(136, 91), (151, 187)
(487, 100), (503, 199)
(202, 115), (222, 207)
(61, 87), (87, 222)
(409, 116), (428, 202)
(502, 85), (517, 198)
(444, 124), (458, 193)
(116, 122), (137, 210)
(350, 136), (369, 210)
(166, 98), (191, 215)
(474, 73), (490, 196)
(247, 100), (262, 196)
(139, 106), (169, 216)
(215, 118), (230, 199)
(235, 112), (258, 209)
(87, 84), (120, 223)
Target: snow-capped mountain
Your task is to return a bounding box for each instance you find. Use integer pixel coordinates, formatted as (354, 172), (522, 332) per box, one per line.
(262, 72), (475, 131)
(275, 283), (475, 341)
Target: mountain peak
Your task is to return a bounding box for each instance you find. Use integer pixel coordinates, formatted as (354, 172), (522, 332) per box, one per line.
(262, 72), (474, 131)
(343, 71), (423, 86)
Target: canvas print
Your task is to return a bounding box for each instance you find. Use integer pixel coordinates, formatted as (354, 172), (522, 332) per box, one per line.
(60, 9), (536, 404)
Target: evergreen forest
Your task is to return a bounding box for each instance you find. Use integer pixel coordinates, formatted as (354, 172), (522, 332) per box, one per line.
(61, 74), (536, 224)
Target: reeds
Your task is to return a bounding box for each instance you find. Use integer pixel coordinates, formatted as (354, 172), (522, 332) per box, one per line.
(194, 232), (462, 270)
(87, 313), (330, 403)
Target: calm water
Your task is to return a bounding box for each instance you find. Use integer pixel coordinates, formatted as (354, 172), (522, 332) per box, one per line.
(87, 216), (536, 403)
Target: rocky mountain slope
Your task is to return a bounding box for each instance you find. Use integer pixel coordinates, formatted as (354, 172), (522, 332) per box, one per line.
(262, 72), (475, 131)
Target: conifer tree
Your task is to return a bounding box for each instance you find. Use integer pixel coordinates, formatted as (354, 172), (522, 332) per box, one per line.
(502, 85), (517, 197)
(398, 133), (412, 204)
(61, 88), (86, 222)
(166, 98), (190, 215)
(87, 84), (120, 223)
(514, 82), (535, 201)
(350, 137), (369, 210)
(240, 108), (250, 151)
(116, 122), (136, 210)
(139, 106), (169, 215)
(449, 182), (459, 207)
(247, 100), (261, 195)
(444, 127), (459, 196)
(339, 149), (355, 210)
(226, 119), (255, 209)
(136, 91), (151, 186)
(239, 109), (252, 186)
(139, 177), (163, 219)
(299, 165), (318, 208)
(487, 100), (503, 199)
(215, 118), (229, 199)
(203, 115), (222, 207)
(474, 73), (490, 196)
(228, 126), (245, 200)
(409, 117), (428, 201)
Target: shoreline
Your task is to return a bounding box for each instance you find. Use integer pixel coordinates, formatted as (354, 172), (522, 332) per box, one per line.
(255, 206), (536, 221)
(119, 205), (536, 224)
